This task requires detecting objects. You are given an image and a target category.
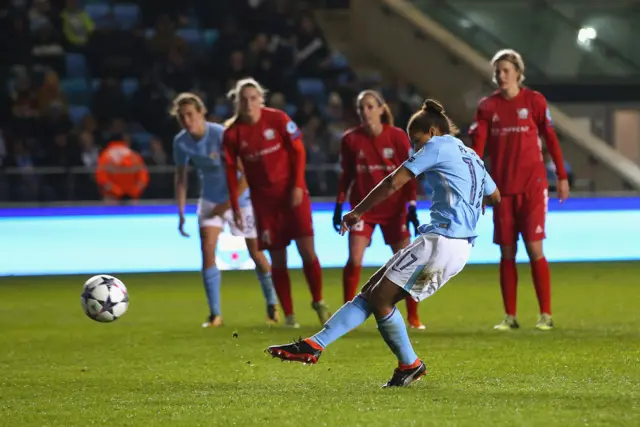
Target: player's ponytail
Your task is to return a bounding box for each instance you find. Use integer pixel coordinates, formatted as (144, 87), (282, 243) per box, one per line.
(224, 77), (267, 128)
(408, 98), (459, 136)
(356, 90), (394, 126)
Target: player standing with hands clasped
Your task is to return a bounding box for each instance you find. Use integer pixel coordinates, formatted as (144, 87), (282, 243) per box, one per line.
(223, 78), (331, 328)
(334, 90), (424, 329)
(267, 100), (500, 388)
(469, 49), (570, 331)
(171, 93), (279, 328)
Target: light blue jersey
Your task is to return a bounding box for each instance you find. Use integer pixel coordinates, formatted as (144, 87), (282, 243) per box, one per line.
(173, 122), (250, 207)
(403, 134), (497, 242)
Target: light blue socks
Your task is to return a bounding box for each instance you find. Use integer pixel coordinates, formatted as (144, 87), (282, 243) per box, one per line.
(376, 307), (418, 365)
(202, 266), (221, 317)
(311, 294), (371, 348)
(256, 269), (278, 306)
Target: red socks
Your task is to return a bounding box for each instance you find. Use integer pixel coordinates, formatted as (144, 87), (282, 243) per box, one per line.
(405, 296), (419, 321)
(271, 267), (293, 316)
(342, 262), (362, 303)
(499, 259), (518, 316)
(530, 257), (552, 315)
(273, 259), (323, 316)
(302, 258), (323, 303)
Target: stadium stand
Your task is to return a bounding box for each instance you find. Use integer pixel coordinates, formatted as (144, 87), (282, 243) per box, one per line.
(0, 0), (425, 202)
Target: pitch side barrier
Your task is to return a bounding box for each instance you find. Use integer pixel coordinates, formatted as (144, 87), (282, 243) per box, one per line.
(349, 0), (640, 192)
(1, 198), (640, 276)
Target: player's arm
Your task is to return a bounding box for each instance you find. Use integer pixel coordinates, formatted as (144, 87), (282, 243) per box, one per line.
(351, 165), (415, 216)
(534, 94), (569, 201)
(172, 137), (190, 218)
(534, 95), (568, 178)
(336, 134), (354, 205)
(222, 131), (241, 214)
(278, 112), (306, 205)
(469, 101), (490, 157)
(482, 171), (501, 207)
(351, 144), (437, 216)
(398, 131), (419, 233)
(333, 134), (354, 231)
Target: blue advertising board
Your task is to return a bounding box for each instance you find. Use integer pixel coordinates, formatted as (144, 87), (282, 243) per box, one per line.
(1, 198), (639, 276)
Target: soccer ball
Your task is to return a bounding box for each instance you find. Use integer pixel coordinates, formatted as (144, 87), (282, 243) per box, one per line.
(81, 275), (129, 322)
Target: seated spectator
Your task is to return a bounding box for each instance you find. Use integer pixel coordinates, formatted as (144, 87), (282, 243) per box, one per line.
(29, 0), (57, 34)
(37, 69), (67, 116)
(156, 47), (195, 94)
(148, 15), (185, 60)
(31, 22), (65, 75)
(92, 78), (130, 127)
(61, 0), (95, 50)
(293, 14), (331, 77)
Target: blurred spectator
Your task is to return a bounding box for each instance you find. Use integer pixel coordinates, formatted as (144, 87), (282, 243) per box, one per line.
(92, 78), (129, 126)
(268, 92), (287, 111)
(29, 0), (56, 33)
(37, 70), (67, 115)
(0, 0), (426, 202)
(60, 0), (95, 50)
(145, 137), (168, 166)
(294, 14), (331, 77)
(31, 22), (65, 75)
(96, 138), (149, 204)
(294, 97), (321, 127)
(156, 47), (194, 94)
(148, 15), (185, 60)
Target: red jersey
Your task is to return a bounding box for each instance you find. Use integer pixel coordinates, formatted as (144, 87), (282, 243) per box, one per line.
(469, 87), (567, 195)
(336, 124), (417, 224)
(223, 108), (307, 212)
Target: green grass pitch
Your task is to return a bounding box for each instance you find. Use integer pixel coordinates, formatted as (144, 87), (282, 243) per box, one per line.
(1, 262), (640, 427)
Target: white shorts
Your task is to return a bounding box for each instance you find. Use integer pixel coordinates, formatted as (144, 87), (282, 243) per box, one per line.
(384, 233), (472, 302)
(197, 199), (257, 239)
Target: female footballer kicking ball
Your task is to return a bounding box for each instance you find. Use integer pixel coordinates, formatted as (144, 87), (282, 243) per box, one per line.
(267, 99), (500, 387)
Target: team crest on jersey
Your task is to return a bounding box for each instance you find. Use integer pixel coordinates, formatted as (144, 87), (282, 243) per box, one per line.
(241, 140), (248, 148)
(382, 147), (394, 159)
(209, 152), (219, 160)
(492, 113), (499, 122)
(264, 128), (275, 140)
(518, 108), (528, 119)
(286, 120), (301, 139)
(358, 150), (366, 159)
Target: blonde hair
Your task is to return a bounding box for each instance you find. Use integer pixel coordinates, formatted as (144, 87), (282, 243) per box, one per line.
(356, 90), (394, 126)
(170, 92), (207, 125)
(224, 77), (267, 128)
(491, 49), (525, 84)
(407, 99), (459, 136)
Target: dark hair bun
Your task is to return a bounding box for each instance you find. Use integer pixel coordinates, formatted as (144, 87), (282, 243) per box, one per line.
(422, 99), (444, 114)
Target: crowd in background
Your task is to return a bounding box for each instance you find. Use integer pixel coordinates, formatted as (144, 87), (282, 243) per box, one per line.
(0, 0), (427, 202)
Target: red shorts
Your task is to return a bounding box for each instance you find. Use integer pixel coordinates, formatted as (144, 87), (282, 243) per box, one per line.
(254, 193), (314, 251)
(350, 215), (410, 246)
(493, 184), (548, 245)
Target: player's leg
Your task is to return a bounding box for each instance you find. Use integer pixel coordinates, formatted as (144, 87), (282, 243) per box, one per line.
(385, 220), (424, 329)
(343, 220), (373, 303)
(378, 234), (471, 386)
(520, 187), (553, 330)
(269, 248), (298, 328)
(246, 239), (279, 323)
(226, 205), (279, 323)
(266, 261), (389, 364)
(197, 199), (225, 327)
(493, 195), (520, 330)
(291, 194), (330, 324)
(254, 210), (298, 327)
